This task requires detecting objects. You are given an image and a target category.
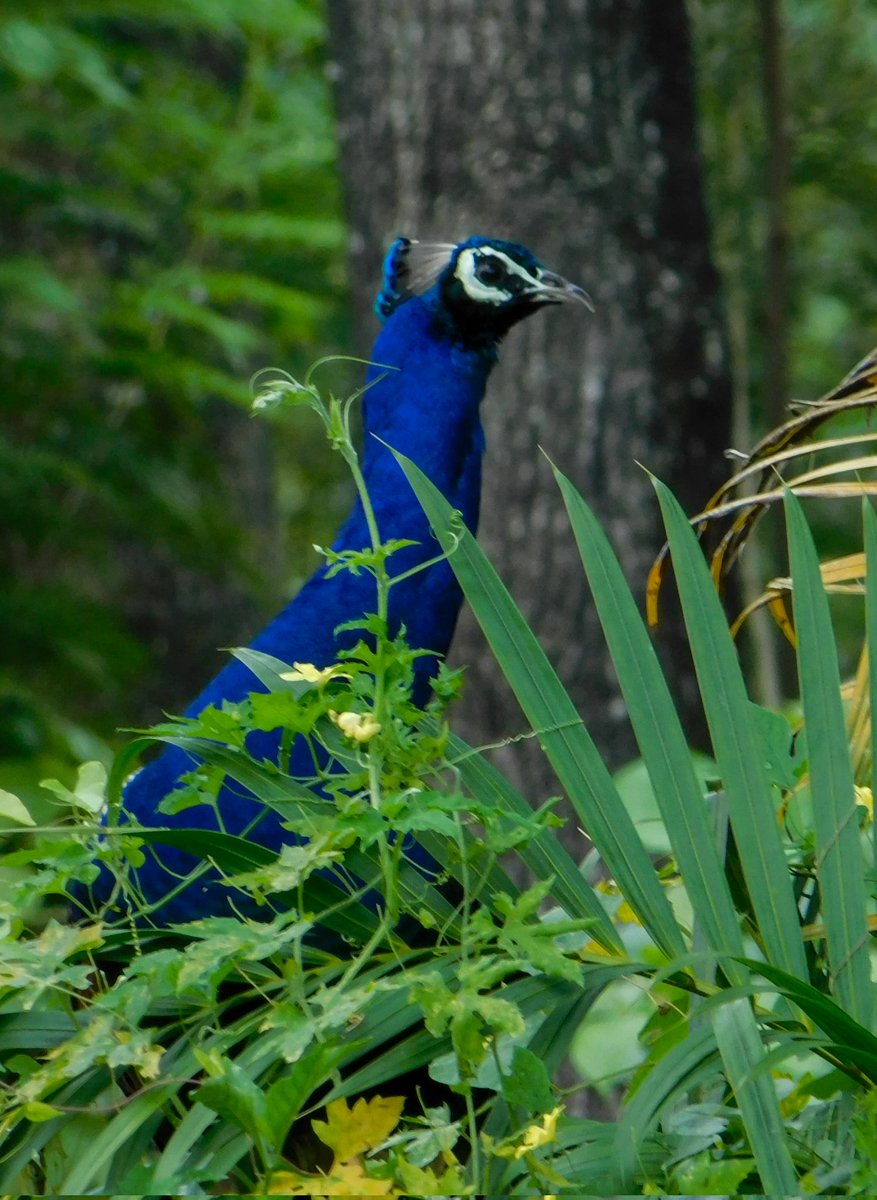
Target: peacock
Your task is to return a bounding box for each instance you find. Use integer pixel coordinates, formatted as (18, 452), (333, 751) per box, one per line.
(83, 235), (590, 925)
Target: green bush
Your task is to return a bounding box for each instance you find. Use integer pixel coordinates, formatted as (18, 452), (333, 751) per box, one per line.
(2, 372), (877, 1194)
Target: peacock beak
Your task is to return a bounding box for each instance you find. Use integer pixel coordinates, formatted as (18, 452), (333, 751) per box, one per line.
(531, 270), (594, 311)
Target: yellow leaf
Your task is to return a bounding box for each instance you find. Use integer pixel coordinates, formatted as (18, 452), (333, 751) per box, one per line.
(490, 1105), (564, 1160)
(263, 1168), (313, 1195)
(312, 1095), (405, 1161)
(267, 1157), (396, 1196)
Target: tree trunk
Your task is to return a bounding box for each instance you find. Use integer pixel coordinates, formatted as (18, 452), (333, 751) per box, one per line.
(327, 0), (733, 805)
(759, 0), (791, 435)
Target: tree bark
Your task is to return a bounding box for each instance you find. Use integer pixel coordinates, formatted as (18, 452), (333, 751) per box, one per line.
(759, 0), (791, 434)
(327, 0), (733, 804)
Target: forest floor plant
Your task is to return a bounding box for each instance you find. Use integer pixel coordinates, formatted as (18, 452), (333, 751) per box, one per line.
(2, 363), (877, 1194)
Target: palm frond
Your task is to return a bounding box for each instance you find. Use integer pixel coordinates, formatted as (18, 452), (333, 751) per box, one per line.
(648, 348), (877, 627)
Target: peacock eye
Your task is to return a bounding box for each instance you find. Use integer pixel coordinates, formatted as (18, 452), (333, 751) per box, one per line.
(474, 256), (505, 285)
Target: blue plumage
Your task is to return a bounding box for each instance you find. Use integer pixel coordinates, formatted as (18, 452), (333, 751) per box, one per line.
(86, 236), (588, 923)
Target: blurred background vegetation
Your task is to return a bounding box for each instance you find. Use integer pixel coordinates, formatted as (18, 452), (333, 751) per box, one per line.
(0, 0), (350, 804)
(2, 0), (876, 801)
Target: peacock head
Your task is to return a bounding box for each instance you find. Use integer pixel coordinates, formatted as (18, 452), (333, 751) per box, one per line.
(376, 235), (592, 347)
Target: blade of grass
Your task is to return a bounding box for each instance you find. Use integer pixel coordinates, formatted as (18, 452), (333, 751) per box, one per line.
(555, 466), (746, 981)
(785, 489), (870, 1026)
(712, 997), (798, 1192)
(396, 450), (683, 959)
(654, 479), (807, 981)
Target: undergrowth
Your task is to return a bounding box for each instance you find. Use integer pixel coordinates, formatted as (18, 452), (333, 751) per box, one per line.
(3, 366), (877, 1194)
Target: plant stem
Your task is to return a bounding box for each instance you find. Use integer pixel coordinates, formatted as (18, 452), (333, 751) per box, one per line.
(339, 408), (397, 920)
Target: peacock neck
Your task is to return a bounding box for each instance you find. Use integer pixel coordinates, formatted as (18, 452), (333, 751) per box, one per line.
(335, 297), (494, 552)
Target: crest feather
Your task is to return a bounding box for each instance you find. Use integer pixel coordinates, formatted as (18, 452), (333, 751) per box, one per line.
(375, 238), (457, 320)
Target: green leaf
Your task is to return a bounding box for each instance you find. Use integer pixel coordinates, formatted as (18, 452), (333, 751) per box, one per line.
(555, 467), (746, 980)
(672, 1151), (756, 1194)
(748, 701), (806, 789)
(58, 1089), (174, 1194)
(614, 1020), (721, 1188)
(653, 478), (808, 980)
(785, 489), (870, 1025)
(263, 1042), (349, 1147)
(739, 957), (877, 1083)
(41, 760), (107, 815)
(502, 1046), (556, 1115)
(397, 449), (681, 957)
(712, 998), (798, 1192)
(22, 1100), (63, 1122)
(0, 788), (35, 826)
(194, 1049), (273, 1154)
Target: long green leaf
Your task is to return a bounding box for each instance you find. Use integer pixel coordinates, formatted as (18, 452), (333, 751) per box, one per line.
(654, 479), (808, 980)
(397, 450), (682, 958)
(740, 958), (877, 1083)
(0, 1070), (111, 1192)
(0, 1010), (77, 1052)
(555, 466), (745, 979)
(97, 821), (378, 942)
(613, 1021), (720, 1188)
(712, 998), (798, 1192)
(785, 489), (870, 1025)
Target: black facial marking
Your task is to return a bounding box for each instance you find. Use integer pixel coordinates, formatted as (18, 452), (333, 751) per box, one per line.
(474, 255), (505, 285)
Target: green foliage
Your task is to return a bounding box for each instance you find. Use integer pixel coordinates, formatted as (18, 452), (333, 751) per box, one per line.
(692, 0), (877, 401)
(398, 449), (877, 1192)
(6, 3), (877, 1191)
(5, 378), (877, 1193)
(0, 375), (623, 1195)
(0, 1), (347, 786)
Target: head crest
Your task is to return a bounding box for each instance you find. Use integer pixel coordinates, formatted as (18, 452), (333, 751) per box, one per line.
(375, 238), (456, 320)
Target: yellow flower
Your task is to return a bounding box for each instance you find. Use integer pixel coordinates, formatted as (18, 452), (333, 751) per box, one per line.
(488, 1105), (564, 1160)
(616, 900), (641, 925)
(330, 710), (382, 743)
(280, 661), (349, 686)
(515, 1105), (563, 1157)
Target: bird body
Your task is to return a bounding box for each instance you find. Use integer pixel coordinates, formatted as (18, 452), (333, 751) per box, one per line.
(87, 237), (588, 923)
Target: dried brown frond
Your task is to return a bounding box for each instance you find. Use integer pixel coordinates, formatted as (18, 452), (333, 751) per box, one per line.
(647, 347), (877, 628)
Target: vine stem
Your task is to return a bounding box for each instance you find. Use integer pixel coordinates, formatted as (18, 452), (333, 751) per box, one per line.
(338, 403), (397, 922)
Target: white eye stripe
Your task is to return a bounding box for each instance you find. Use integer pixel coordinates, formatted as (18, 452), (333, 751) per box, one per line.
(454, 247), (540, 304)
